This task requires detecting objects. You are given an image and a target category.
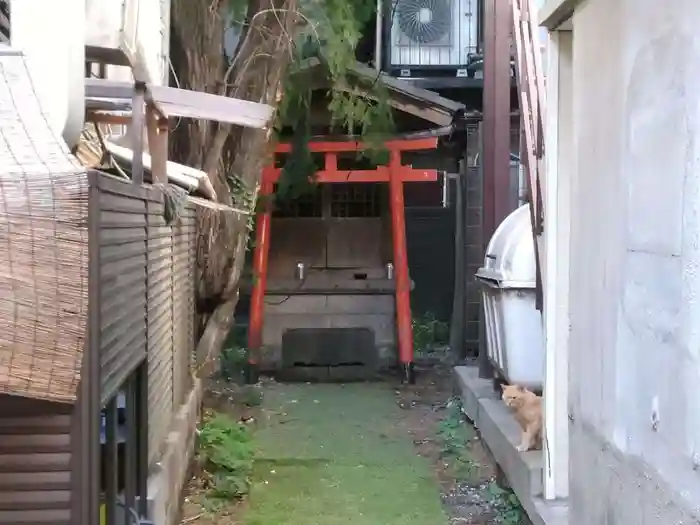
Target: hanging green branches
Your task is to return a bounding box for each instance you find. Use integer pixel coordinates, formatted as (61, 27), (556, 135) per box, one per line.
(270, 0), (396, 197)
(169, 0), (400, 372)
(226, 172), (256, 249)
(278, 88), (316, 200)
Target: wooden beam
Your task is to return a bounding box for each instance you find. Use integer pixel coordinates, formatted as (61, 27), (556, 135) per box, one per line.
(85, 111), (131, 125)
(330, 84), (454, 126)
(292, 58), (464, 126)
(262, 166), (438, 185)
(480, 0), (512, 379)
(85, 77), (274, 129)
(131, 83), (146, 185)
(84, 45), (131, 67)
(273, 137), (438, 154)
(482, 0), (513, 236)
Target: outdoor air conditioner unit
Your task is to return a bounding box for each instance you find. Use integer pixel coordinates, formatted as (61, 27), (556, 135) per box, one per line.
(386, 0), (478, 76)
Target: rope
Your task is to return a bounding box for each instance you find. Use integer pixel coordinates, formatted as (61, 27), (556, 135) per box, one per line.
(155, 183), (190, 224)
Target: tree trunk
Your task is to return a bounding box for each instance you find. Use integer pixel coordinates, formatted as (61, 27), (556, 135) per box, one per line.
(170, 0), (298, 377)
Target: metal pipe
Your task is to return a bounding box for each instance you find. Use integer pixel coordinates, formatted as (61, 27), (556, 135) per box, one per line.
(375, 0), (383, 72)
(518, 133), (528, 206)
(441, 171), (448, 207)
(295, 261), (306, 281)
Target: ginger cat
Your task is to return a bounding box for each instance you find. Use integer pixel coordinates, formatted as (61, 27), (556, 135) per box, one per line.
(501, 384), (543, 452)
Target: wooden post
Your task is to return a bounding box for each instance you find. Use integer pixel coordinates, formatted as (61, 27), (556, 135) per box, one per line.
(146, 105), (168, 184)
(246, 179), (273, 384)
(480, 0), (512, 380)
(543, 28), (572, 501)
(131, 81), (147, 185)
(389, 149), (415, 384)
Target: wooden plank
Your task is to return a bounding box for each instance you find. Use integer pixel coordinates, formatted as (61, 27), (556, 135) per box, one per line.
(511, 0), (539, 223)
(521, 22), (540, 152)
(148, 84), (274, 129)
(292, 57), (465, 125)
(84, 78), (275, 130)
(131, 83), (146, 184)
(337, 86), (454, 125)
(84, 77), (134, 100)
(347, 60), (466, 115)
(84, 45), (131, 67)
(527, 0), (548, 158)
(85, 111), (131, 125)
(512, 0), (545, 313)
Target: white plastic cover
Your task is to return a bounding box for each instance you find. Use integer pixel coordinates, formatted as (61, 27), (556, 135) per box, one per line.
(476, 204), (537, 288)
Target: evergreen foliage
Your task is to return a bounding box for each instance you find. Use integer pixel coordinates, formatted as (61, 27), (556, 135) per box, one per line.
(228, 0), (396, 198)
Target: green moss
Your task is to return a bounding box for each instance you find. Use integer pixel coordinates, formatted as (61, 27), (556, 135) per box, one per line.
(198, 413), (254, 502)
(242, 384), (448, 525)
(437, 399), (481, 483)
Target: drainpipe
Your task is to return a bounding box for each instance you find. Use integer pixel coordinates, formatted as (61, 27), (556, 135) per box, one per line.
(11, 0), (85, 149)
(518, 163), (527, 206)
(509, 152), (527, 207)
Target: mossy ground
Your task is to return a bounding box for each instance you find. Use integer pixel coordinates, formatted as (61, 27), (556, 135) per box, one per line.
(181, 365), (523, 525)
(242, 383), (448, 525)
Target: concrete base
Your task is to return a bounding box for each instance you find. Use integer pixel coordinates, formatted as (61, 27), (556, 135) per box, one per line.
(275, 364), (382, 382)
(454, 366), (569, 525)
(147, 378), (203, 525)
(262, 294), (397, 370)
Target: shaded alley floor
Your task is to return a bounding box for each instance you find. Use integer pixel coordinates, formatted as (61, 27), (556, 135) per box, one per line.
(243, 382), (447, 525)
(181, 365), (522, 525)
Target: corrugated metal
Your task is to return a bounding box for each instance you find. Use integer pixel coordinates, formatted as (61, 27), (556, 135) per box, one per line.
(171, 209), (195, 408)
(0, 395), (76, 525)
(186, 210), (197, 376)
(146, 198), (174, 467)
(0, 171), (201, 523)
(145, 197), (197, 467)
(98, 183), (148, 403)
(94, 174), (199, 471)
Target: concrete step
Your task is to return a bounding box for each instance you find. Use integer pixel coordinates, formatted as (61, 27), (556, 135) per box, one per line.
(534, 498), (570, 525)
(454, 366), (569, 525)
(479, 397), (544, 497)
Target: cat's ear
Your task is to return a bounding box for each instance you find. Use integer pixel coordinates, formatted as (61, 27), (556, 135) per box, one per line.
(500, 383), (508, 391)
(515, 384), (525, 392)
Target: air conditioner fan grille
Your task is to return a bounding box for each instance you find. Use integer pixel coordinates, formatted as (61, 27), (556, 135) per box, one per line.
(396, 0), (452, 45)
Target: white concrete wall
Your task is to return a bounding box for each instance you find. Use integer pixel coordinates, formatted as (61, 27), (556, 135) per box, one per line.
(85, 0), (171, 145)
(11, 0), (85, 148)
(85, 0), (171, 85)
(566, 0), (700, 522)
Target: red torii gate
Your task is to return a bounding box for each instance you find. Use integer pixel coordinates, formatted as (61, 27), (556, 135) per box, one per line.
(246, 136), (439, 384)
